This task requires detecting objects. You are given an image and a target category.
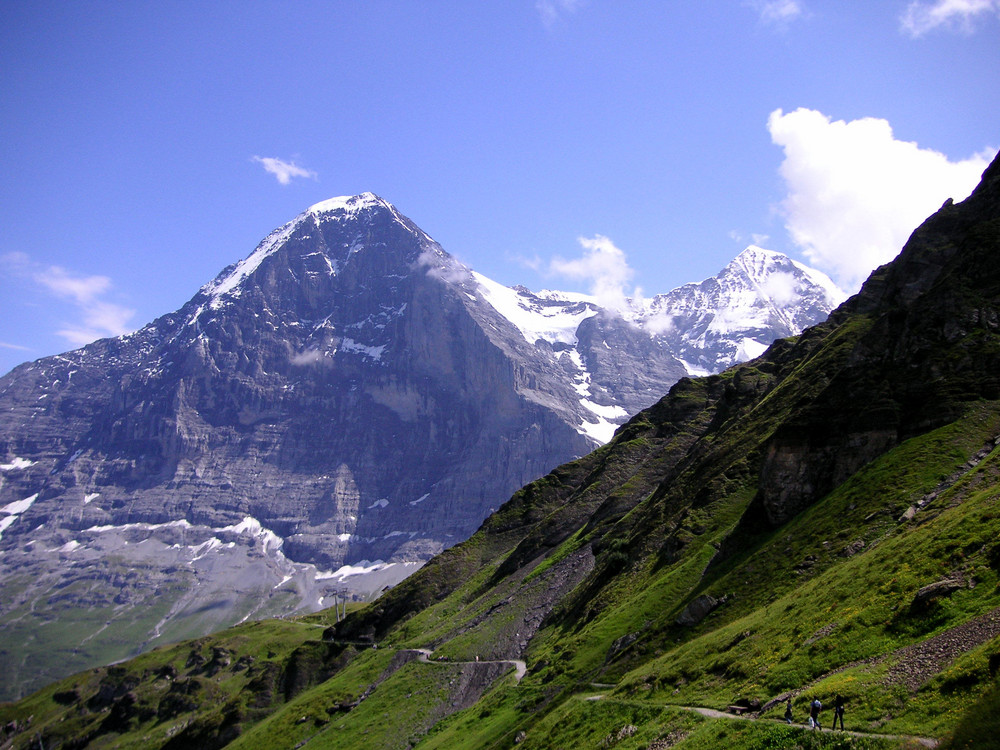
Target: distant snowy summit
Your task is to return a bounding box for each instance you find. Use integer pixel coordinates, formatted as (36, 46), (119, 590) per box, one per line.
(639, 245), (845, 374)
(471, 242), (845, 382)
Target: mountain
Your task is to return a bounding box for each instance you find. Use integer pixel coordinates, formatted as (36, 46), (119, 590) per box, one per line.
(0, 194), (842, 702)
(2, 151), (994, 749)
(2, 156), (996, 747)
(637, 244), (846, 374)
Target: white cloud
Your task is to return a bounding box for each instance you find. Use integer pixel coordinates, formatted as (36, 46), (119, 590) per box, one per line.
(768, 107), (992, 291)
(548, 235), (638, 312)
(35, 266), (112, 305)
(761, 271), (798, 305)
(536, 0), (584, 27)
(747, 0), (805, 27)
(901, 0), (1000, 37)
(416, 247), (474, 285)
(2, 254), (136, 348)
(34, 266), (136, 347)
(643, 312), (675, 335)
(252, 156), (318, 185)
(290, 348), (325, 366)
(729, 230), (772, 248)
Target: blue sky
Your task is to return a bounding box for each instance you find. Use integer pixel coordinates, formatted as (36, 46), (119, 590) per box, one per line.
(1, 1), (998, 376)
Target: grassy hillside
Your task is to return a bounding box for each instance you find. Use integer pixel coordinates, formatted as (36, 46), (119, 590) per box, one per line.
(2, 154), (999, 750)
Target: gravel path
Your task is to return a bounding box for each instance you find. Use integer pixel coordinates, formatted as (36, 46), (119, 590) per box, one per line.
(678, 705), (938, 747)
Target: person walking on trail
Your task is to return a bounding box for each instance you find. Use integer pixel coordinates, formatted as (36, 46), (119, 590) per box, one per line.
(784, 698), (794, 724)
(808, 697), (822, 730)
(831, 695), (845, 730)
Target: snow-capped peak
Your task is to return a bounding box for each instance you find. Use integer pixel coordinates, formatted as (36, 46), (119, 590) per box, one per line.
(730, 245), (845, 307)
(199, 194), (431, 309)
(731, 245), (787, 277)
(307, 192), (386, 216)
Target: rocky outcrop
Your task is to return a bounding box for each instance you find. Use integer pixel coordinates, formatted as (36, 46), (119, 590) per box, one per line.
(675, 594), (723, 627)
(758, 155), (1000, 526)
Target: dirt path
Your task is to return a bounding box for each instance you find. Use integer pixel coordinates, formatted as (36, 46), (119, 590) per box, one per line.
(406, 647), (527, 682)
(755, 605), (1000, 725)
(677, 705), (938, 747)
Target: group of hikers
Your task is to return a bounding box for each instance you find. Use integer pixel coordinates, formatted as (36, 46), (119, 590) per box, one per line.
(783, 694), (846, 730)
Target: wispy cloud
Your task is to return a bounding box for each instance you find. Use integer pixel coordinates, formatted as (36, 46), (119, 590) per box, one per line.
(252, 155), (318, 185)
(900, 0), (1000, 37)
(536, 0), (584, 27)
(728, 230), (772, 248)
(0, 341), (32, 352)
(1, 252), (136, 348)
(548, 235), (639, 312)
(767, 107), (992, 291)
(747, 0), (805, 28)
(416, 247), (474, 285)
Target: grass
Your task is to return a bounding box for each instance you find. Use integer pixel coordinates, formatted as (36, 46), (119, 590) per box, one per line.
(610, 402), (1000, 740)
(0, 617), (336, 749)
(503, 696), (906, 750)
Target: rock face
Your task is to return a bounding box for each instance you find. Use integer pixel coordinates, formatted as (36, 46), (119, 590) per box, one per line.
(758, 158), (1000, 526)
(0, 193), (841, 700)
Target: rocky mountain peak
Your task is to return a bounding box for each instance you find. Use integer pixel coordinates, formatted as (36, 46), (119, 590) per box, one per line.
(731, 243), (784, 269)
(726, 245), (844, 305)
(305, 191), (388, 216)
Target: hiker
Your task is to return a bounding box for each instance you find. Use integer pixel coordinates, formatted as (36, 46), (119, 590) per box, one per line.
(784, 698), (793, 724)
(831, 694), (845, 730)
(809, 697), (822, 730)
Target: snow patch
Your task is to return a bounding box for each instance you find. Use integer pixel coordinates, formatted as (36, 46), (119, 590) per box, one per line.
(577, 416), (621, 444)
(2, 493), (39, 515)
(220, 516), (284, 553)
(1, 457), (35, 472)
(409, 493), (429, 506)
(307, 193), (384, 216)
(735, 337), (770, 361)
(319, 559), (393, 582)
(202, 217), (302, 307)
(473, 272), (598, 347)
(191, 537), (223, 562)
(679, 359), (713, 377)
(581, 400), (628, 421)
(81, 519), (194, 534)
(0, 493), (39, 540)
(368, 498), (389, 509)
(340, 337), (386, 361)
(0, 515), (18, 537)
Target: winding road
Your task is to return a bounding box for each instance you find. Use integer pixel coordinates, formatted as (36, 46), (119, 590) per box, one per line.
(407, 647), (527, 682)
